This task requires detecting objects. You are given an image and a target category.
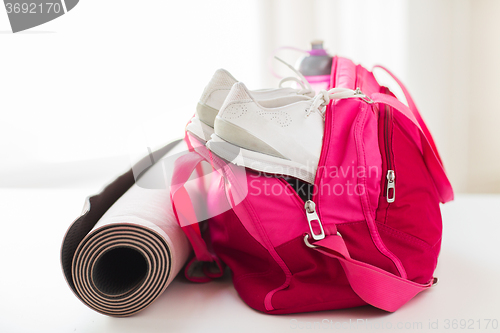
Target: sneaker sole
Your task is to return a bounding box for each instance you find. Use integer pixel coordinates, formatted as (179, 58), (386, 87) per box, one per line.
(207, 133), (315, 184)
(196, 103), (219, 127)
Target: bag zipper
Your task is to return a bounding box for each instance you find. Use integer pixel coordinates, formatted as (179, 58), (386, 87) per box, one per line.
(383, 87), (396, 203)
(306, 60), (372, 242)
(277, 177), (324, 247)
(304, 200), (325, 240)
(305, 57), (339, 242)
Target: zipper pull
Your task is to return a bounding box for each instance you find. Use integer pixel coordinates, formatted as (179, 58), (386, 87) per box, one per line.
(304, 200), (325, 241)
(386, 170), (396, 203)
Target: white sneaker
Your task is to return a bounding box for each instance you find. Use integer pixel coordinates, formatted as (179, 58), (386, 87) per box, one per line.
(186, 68), (314, 142)
(206, 83), (366, 183)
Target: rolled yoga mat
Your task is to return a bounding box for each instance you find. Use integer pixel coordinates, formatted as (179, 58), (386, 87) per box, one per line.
(61, 139), (192, 316)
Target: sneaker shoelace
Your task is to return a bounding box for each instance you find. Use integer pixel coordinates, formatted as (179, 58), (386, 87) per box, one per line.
(306, 88), (372, 118)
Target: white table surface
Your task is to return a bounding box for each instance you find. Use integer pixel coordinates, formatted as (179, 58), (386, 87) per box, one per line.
(0, 189), (499, 333)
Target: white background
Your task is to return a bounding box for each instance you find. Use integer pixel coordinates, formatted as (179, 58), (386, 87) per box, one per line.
(0, 0), (263, 188)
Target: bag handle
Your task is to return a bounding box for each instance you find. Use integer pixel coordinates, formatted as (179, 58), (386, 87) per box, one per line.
(373, 65), (443, 164)
(308, 232), (436, 312)
(170, 151), (224, 282)
(369, 92), (454, 203)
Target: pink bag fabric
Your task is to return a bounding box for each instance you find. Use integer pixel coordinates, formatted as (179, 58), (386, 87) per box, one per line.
(171, 57), (453, 313)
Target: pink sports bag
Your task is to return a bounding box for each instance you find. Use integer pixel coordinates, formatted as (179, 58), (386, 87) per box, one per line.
(170, 57), (454, 313)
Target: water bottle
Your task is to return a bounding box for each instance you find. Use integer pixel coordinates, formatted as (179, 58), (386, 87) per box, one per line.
(297, 40), (333, 93)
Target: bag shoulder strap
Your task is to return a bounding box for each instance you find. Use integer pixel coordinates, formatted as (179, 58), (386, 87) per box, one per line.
(309, 233), (436, 312)
(373, 65), (443, 164)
